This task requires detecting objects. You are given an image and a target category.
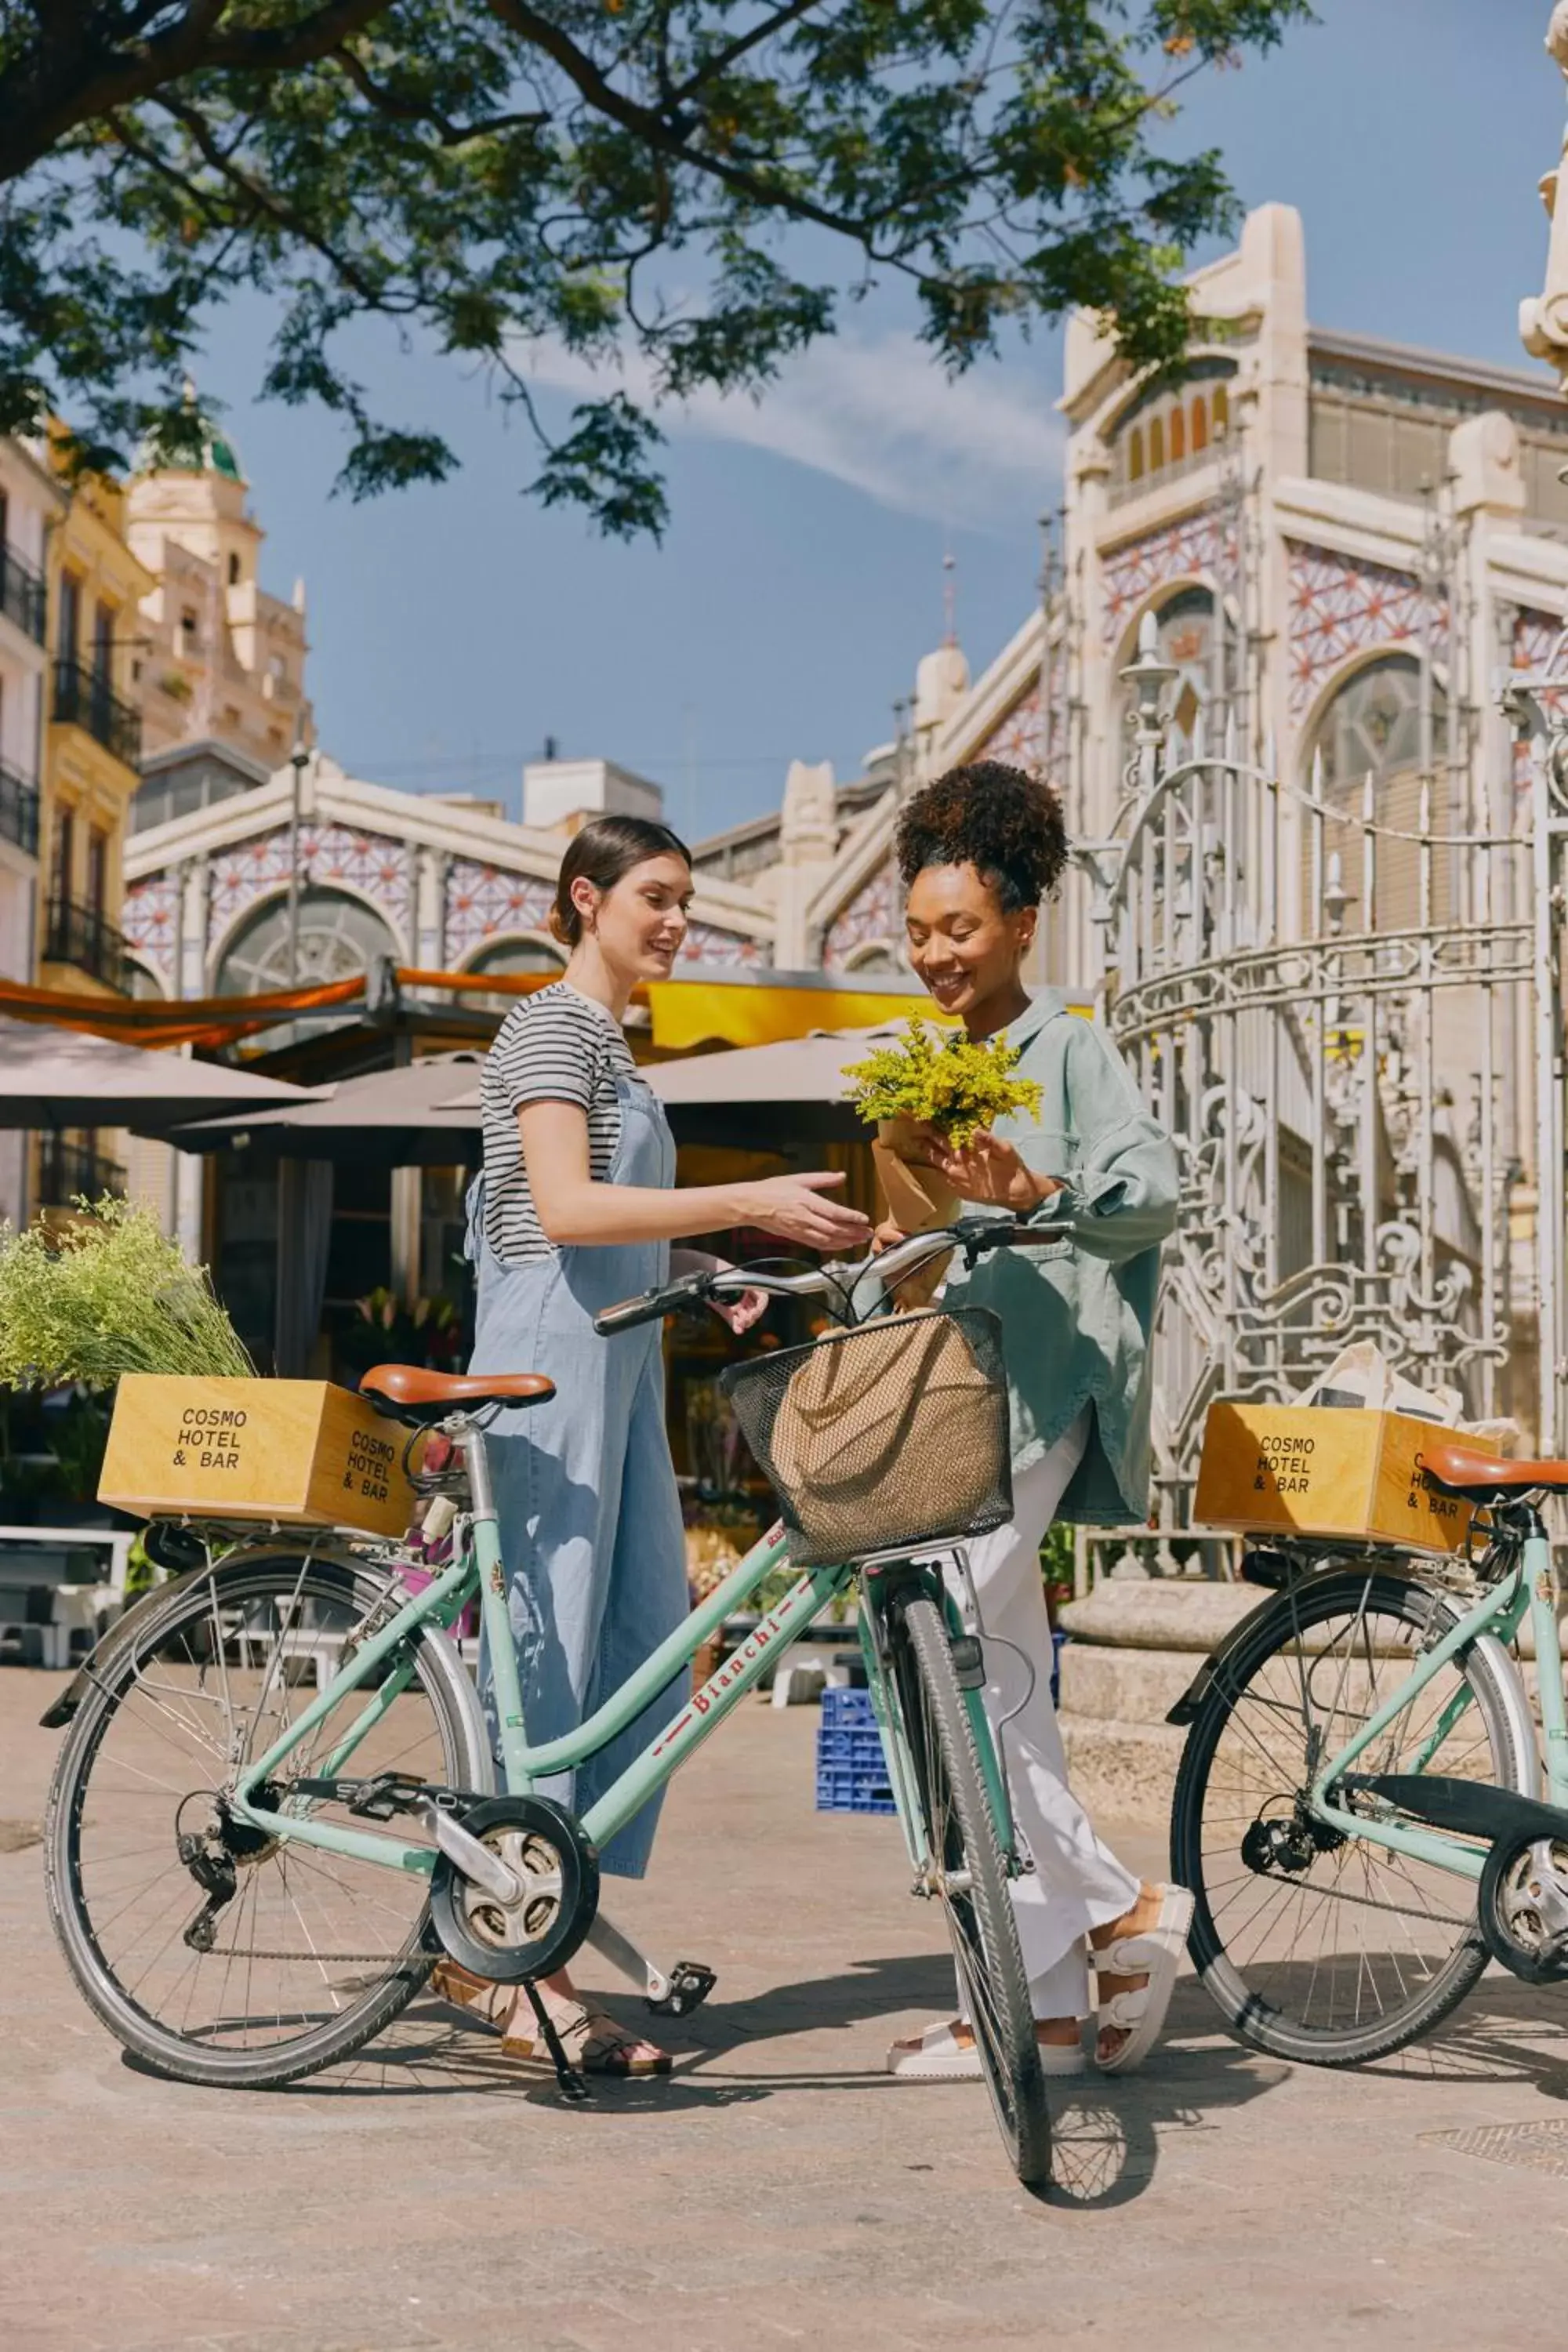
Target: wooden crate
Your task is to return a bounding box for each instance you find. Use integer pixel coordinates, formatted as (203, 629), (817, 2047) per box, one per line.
(1193, 1402), (1501, 1557)
(99, 1377), (417, 1540)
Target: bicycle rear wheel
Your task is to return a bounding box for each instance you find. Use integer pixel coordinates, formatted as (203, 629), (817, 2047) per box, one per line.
(1171, 1567), (1534, 2064)
(883, 1586), (1051, 2185)
(45, 1546), (491, 2089)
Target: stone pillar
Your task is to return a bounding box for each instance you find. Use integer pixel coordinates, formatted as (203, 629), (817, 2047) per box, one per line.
(416, 845), (449, 971)
(773, 758), (838, 969)
(1065, 445), (1112, 995)
(174, 856), (209, 1261)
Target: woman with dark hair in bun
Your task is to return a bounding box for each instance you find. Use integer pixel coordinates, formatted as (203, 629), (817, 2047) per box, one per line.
(880, 760), (1192, 2080)
(434, 814), (870, 2074)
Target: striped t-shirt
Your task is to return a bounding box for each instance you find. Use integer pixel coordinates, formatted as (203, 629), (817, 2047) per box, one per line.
(480, 982), (636, 1262)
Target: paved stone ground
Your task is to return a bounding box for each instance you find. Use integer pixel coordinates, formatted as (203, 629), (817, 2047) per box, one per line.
(8, 1666), (1568, 2351)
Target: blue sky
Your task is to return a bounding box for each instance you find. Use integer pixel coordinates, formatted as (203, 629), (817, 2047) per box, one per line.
(191, 0), (1562, 840)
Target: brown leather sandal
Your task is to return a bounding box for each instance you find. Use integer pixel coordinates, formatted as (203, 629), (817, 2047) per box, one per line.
(522, 2001), (673, 2078)
(430, 1961), (670, 2076)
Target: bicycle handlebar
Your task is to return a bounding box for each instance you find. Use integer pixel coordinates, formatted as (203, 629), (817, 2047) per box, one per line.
(591, 1214), (1069, 1336)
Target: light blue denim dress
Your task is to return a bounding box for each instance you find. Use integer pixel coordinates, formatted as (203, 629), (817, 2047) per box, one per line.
(464, 1072), (689, 1878)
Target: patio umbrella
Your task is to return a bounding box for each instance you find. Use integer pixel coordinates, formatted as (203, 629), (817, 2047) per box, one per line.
(0, 1015), (326, 1128)
(168, 1052), (488, 1164)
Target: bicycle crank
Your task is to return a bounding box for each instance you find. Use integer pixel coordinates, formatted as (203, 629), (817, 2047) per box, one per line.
(428, 1795), (600, 1984)
(1479, 1832), (1568, 1985)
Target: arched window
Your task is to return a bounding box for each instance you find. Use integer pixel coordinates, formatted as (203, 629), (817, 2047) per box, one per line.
(1149, 415), (1165, 473)
(1191, 396), (1208, 453)
(464, 935), (564, 978)
(1127, 426), (1145, 483)
(216, 887), (399, 995)
(1308, 654), (1450, 933)
(1212, 382), (1229, 438)
(1169, 405), (1186, 464)
(462, 931), (567, 1013)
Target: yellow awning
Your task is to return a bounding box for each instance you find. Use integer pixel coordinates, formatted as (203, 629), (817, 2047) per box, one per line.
(644, 981), (942, 1053)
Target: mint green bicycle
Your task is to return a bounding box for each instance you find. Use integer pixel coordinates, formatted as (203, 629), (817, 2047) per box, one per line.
(1171, 1442), (1568, 2062)
(42, 1218), (1060, 2185)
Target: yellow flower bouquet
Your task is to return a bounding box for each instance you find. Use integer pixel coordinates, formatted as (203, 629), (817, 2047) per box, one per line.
(842, 1018), (1043, 1301)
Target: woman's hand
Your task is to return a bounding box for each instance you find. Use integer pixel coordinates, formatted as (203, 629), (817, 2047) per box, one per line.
(870, 1214), (907, 1255)
(737, 1172), (872, 1254)
(915, 1127), (1063, 1215)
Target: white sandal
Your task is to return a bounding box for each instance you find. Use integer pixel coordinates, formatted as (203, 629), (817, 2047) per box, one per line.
(886, 2019), (1087, 2080)
(1093, 1884), (1195, 2074)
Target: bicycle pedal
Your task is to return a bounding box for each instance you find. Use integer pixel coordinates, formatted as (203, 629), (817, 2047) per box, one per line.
(646, 1961), (717, 2016)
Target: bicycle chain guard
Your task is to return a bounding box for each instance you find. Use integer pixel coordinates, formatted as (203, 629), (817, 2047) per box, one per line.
(429, 1794), (600, 1984)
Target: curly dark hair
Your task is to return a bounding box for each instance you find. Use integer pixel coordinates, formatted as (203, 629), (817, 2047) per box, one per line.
(895, 760), (1069, 912)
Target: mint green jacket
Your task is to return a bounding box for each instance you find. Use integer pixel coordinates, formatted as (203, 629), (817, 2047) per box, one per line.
(942, 989), (1178, 1526)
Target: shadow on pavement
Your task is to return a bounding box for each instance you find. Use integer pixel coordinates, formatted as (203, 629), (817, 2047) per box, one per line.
(241, 1955), (1293, 2208)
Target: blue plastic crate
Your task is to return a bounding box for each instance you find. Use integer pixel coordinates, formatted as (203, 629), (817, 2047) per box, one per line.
(821, 1686), (877, 1730)
(815, 1763), (896, 1816)
(816, 1725), (888, 1768)
(815, 1704), (895, 1812)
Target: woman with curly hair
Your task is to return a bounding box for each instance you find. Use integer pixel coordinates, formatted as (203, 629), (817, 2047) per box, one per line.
(880, 759), (1192, 2079)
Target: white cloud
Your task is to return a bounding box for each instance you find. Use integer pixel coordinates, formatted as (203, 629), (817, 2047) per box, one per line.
(522, 329), (1063, 530)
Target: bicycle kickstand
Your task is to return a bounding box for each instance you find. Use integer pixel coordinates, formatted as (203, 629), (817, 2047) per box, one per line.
(520, 1980), (592, 2104)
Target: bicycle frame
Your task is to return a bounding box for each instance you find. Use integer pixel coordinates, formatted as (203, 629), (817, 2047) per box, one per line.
(1305, 1522), (1564, 1880)
(227, 1437), (1020, 1881)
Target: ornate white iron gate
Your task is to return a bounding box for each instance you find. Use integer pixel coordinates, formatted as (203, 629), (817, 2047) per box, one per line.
(1080, 613), (1568, 1576)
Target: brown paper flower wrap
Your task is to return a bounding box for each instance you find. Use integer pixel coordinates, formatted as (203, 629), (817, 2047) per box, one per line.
(844, 1020), (1043, 1309)
(869, 1116), (959, 1308)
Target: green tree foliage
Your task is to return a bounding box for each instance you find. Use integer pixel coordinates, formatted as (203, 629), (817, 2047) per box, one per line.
(0, 2), (1311, 531)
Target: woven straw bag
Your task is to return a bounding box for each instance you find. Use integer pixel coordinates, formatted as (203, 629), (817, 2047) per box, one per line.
(768, 1311), (1000, 1563)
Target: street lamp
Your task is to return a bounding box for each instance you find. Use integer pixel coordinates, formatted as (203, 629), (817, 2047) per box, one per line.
(286, 716), (308, 987)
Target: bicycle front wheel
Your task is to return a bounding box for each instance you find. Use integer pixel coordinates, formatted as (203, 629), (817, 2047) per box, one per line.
(884, 1587), (1051, 2185)
(1171, 1566), (1535, 2065)
(45, 1546), (491, 2089)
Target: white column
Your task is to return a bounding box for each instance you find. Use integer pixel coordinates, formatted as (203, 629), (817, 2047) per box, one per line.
(174, 856), (209, 1260)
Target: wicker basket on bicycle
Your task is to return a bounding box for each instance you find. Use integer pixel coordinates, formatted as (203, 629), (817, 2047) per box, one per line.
(720, 1307), (1011, 1567)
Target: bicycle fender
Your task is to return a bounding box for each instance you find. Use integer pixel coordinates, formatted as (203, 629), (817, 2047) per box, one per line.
(1164, 1588), (1278, 1726)
(38, 1536), (370, 1730)
(1164, 1569), (1537, 1782)
(38, 1579), (179, 1730)
(1163, 1556), (1420, 1725)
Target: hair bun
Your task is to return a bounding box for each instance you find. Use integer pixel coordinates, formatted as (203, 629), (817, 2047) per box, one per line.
(895, 760), (1067, 911)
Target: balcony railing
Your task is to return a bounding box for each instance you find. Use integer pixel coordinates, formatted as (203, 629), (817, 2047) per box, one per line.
(0, 543), (47, 644)
(0, 759), (39, 857)
(42, 895), (132, 993)
(53, 657), (142, 768)
(36, 1134), (127, 1210)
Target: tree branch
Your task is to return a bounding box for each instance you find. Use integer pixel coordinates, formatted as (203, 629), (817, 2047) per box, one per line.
(330, 43), (547, 147)
(158, 94), (400, 313)
(0, 1), (387, 186)
(480, 0), (889, 252)
(671, 0), (826, 102)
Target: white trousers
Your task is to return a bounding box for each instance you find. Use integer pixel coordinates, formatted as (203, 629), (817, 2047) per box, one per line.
(945, 1412), (1141, 2020)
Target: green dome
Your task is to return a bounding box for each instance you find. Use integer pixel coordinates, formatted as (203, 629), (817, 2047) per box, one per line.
(132, 383), (245, 482)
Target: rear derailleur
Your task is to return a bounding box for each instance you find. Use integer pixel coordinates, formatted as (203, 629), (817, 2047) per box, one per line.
(1241, 1800), (1345, 1878)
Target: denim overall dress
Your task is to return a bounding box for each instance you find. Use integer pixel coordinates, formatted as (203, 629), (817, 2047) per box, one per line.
(464, 1071), (689, 1878)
